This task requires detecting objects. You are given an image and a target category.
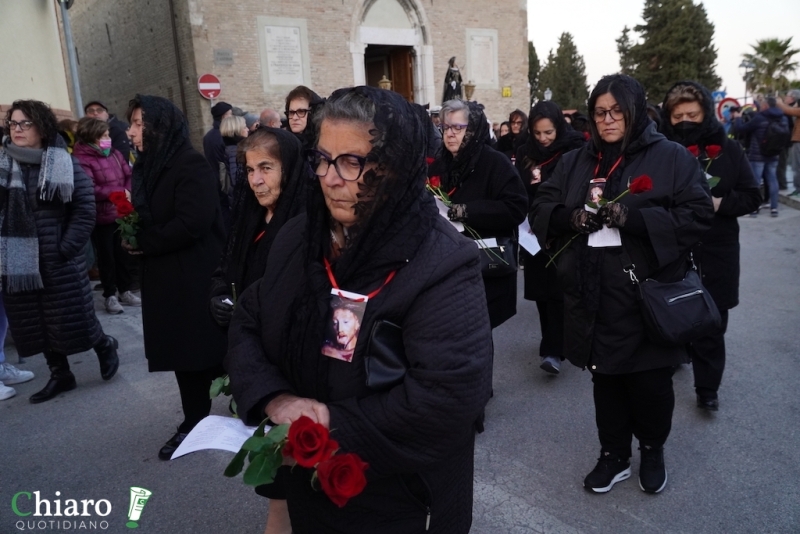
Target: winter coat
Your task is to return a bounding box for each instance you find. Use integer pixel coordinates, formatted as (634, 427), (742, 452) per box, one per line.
(137, 141), (227, 372)
(108, 115), (133, 164)
(72, 143), (132, 225)
(226, 214), (493, 534)
(734, 107), (789, 162)
(430, 146), (528, 328)
(2, 151), (103, 357)
(532, 123), (714, 374)
(202, 123), (226, 171)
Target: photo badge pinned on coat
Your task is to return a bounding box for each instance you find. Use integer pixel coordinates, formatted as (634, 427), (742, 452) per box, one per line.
(321, 289), (367, 363)
(530, 166), (542, 185)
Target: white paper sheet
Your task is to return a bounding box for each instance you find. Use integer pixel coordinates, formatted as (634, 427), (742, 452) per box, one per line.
(585, 204), (622, 248)
(518, 218), (541, 256)
(434, 197), (464, 232)
(476, 237), (498, 249)
(170, 415), (260, 460)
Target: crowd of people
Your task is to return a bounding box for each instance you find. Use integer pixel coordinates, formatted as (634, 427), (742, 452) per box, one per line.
(0, 71), (797, 533)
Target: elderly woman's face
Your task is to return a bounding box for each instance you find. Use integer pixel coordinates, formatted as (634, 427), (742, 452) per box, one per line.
(594, 93), (626, 144)
(333, 308), (360, 350)
(128, 108), (144, 151)
(317, 119), (376, 228)
(245, 147), (282, 215)
(443, 109), (469, 156)
(9, 110), (43, 149)
(670, 101), (704, 125)
(533, 118), (557, 148)
(287, 97), (310, 133)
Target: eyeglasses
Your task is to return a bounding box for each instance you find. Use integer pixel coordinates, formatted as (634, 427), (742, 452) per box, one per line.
(85, 107), (106, 115)
(593, 108), (624, 122)
(510, 120), (524, 125)
(308, 149), (368, 182)
(441, 123), (468, 133)
(286, 108), (310, 119)
(7, 120), (34, 131)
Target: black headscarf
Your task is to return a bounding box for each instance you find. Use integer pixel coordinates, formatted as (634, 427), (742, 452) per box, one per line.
(222, 128), (308, 294)
(659, 80), (726, 149)
(293, 89), (326, 151)
(437, 101), (490, 192)
(130, 95), (190, 226)
(496, 108), (528, 155)
(521, 101), (585, 166)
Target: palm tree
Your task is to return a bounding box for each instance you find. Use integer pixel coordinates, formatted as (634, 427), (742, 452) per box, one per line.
(742, 38), (799, 95)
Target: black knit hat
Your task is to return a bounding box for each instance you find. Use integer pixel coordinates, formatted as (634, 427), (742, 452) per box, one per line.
(210, 102), (233, 119)
(84, 100), (108, 113)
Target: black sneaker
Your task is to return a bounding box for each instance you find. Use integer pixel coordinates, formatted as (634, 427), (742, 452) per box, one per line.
(583, 452), (631, 493)
(639, 446), (667, 494)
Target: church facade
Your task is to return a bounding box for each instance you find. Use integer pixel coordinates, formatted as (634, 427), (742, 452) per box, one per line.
(68, 0), (529, 144)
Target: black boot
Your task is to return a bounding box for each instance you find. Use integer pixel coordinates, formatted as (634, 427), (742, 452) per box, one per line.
(30, 353), (77, 404)
(95, 335), (119, 381)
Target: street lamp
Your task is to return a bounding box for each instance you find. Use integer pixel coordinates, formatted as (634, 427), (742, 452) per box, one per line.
(739, 60), (755, 105)
(544, 88), (553, 101)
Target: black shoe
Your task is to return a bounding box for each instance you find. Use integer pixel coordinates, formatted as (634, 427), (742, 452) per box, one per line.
(540, 356), (561, 375)
(95, 335), (119, 381)
(639, 446), (667, 494)
(583, 452), (631, 493)
(30, 355), (77, 404)
(159, 431), (189, 461)
(697, 395), (719, 411)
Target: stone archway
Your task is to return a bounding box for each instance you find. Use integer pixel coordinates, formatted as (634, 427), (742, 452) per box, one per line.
(349, 0), (436, 106)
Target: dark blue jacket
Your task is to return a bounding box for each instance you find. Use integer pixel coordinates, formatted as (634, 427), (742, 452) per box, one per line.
(734, 107), (788, 162)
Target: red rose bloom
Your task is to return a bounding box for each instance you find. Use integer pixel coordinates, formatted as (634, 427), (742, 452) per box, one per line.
(282, 416), (338, 468)
(705, 145), (722, 159)
(316, 453), (369, 507)
(629, 175), (653, 195)
(425, 157), (435, 166)
(428, 176), (441, 189)
(108, 191), (127, 205)
(116, 202), (135, 218)
(686, 145), (700, 157)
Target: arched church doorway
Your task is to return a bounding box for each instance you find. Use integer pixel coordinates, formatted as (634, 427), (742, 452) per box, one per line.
(365, 45), (414, 102)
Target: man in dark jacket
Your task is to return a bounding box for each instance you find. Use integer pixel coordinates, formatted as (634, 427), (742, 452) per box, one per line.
(202, 101), (232, 171)
(84, 100), (133, 163)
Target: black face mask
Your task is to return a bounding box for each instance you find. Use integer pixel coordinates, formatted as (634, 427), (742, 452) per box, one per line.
(671, 120), (701, 145)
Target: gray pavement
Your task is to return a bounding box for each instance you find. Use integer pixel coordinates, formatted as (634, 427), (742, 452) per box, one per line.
(2, 207), (799, 533)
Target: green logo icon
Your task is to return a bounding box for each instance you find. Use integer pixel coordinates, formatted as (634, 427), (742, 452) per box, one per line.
(126, 487), (152, 529)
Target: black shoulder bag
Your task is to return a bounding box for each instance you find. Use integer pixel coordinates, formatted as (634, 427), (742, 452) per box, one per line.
(364, 320), (408, 390)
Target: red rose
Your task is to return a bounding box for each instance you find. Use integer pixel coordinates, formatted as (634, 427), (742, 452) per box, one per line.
(316, 453), (369, 507)
(428, 176), (441, 189)
(282, 416), (338, 468)
(108, 191), (127, 206)
(629, 175), (653, 195)
(114, 199), (135, 218)
(425, 157), (435, 166)
(686, 145), (700, 157)
(705, 145), (722, 159)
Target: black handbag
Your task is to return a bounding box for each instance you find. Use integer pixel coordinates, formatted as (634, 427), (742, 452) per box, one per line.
(364, 320), (408, 390)
(622, 252), (722, 346)
(478, 236), (518, 278)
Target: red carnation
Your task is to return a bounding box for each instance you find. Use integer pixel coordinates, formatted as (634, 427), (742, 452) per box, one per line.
(629, 175), (653, 195)
(686, 145), (700, 157)
(428, 176), (441, 189)
(282, 416), (338, 468)
(316, 453), (369, 507)
(705, 145), (722, 159)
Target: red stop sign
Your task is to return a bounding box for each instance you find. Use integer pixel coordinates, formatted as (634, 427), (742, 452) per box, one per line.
(198, 74), (221, 100)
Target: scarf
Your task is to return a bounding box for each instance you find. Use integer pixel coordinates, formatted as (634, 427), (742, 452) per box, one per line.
(521, 101), (586, 172)
(0, 137), (74, 292)
(436, 101), (490, 193)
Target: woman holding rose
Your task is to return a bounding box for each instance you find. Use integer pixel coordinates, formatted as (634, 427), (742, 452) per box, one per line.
(531, 75), (714, 494)
(660, 81), (761, 412)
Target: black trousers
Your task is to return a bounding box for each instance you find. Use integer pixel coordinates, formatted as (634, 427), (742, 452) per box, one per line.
(591, 367), (675, 459)
(535, 300), (564, 358)
(688, 309), (729, 399)
(174, 366), (225, 433)
(91, 223), (133, 298)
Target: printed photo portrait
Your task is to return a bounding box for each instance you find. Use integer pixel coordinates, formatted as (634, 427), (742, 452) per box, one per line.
(321, 295), (367, 363)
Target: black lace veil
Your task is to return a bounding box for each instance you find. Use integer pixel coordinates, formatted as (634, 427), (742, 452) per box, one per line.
(437, 101), (490, 192)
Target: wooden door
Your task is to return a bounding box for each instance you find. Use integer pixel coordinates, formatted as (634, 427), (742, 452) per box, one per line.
(390, 48), (414, 102)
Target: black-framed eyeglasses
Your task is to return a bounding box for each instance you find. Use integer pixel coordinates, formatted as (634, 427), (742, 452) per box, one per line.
(7, 120), (34, 131)
(308, 149), (368, 182)
(286, 108), (310, 119)
(593, 108), (624, 122)
(440, 123), (468, 133)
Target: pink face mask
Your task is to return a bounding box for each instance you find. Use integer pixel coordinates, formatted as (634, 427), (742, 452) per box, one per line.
(99, 139), (113, 150)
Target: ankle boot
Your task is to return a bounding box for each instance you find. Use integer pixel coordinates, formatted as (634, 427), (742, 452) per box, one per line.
(95, 335), (120, 380)
(30, 353), (77, 404)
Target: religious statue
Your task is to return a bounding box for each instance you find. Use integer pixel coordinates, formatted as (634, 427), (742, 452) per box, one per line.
(442, 57), (463, 103)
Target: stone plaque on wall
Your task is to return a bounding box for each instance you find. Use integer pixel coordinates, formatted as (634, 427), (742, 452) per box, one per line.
(257, 16), (311, 90)
(465, 29), (499, 89)
(214, 49), (234, 66)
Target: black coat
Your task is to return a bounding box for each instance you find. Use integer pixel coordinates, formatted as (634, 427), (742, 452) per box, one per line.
(108, 115), (133, 164)
(3, 155), (103, 357)
(431, 146), (528, 328)
(532, 124), (714, 373)
(694, 139), (761, 310)
(226, 214), (493, 534)
(137, 142), (227, 372)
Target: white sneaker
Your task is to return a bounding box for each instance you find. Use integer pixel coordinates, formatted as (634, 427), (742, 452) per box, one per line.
(105, 295), (124, 314)
(118, 291), (141, 307)
(0, 382), (16, 400)
(0, 362), (35, 385)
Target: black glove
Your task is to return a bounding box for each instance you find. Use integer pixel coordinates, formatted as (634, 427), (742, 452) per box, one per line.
(597, 203), (628, 228)
(447, 203), (468, 222)
(210, 295), (234, 328)
(569, 208), (603, 234)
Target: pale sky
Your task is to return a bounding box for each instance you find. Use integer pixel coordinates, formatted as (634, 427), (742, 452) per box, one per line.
(527, 0), (800, 104)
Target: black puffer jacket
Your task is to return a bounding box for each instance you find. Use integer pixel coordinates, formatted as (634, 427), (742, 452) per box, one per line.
(3, 154), (103, 357)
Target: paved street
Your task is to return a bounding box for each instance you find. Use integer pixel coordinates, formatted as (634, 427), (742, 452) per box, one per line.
(2, 207), (799, 534)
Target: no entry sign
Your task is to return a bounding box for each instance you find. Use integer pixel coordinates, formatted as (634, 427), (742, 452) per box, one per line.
(198, 74), (221, 100)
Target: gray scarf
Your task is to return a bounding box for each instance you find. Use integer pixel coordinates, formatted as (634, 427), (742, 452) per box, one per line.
(0, 138), (75, 292)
